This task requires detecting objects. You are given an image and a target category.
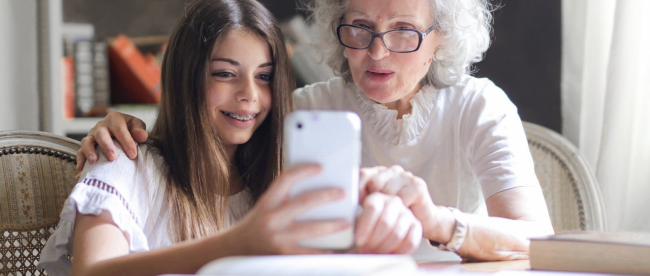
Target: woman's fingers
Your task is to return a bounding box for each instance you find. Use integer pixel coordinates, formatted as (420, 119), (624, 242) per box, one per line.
(260, 164), (322, 208)
(105, 113), (139, 160)
(391, 223), (422, 254)
(373, 211), (414, 254)
(79, 135), (98, 167)
(355, 193), (386, 248)
(277, 188), (345, 221)
(361, 195), (402, 252)
(395, 182), (421, 207)
(76, 148), (87, 172)
(364, 165), (405, 194)
(126, 116), (148, 143)
(93, 125), (119, 161)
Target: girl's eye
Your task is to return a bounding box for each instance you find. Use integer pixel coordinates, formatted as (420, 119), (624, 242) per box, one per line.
(212, 72), (233, 78)
(257, 73), (273, 82)
(396, 26), (412, 30)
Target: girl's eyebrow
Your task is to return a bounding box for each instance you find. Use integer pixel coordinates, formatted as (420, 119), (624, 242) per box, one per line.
(211, 58), (272, 68)
(211, 57), (239, 65)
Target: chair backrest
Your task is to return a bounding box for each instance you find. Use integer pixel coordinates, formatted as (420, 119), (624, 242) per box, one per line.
(522, 122), (606, 232)
(0, 131), (79, 275)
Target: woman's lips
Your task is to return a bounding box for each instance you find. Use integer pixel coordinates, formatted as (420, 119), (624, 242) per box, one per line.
(365, 69), (395, 83)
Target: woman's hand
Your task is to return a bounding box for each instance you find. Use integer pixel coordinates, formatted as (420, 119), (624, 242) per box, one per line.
(354, 192), (422, 254)
(359, 166), (450, 243)
(77, 112), (148, 171)
(229, 164), (351, 255)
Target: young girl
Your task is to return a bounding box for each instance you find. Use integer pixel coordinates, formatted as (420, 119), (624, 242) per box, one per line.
(39, 0), (421, 275)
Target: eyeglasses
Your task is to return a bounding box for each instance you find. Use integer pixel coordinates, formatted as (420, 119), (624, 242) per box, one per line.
(336, 24), (438, 53)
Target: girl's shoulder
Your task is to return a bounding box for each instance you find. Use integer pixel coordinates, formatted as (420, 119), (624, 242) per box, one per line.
(78, 141), (165, 194)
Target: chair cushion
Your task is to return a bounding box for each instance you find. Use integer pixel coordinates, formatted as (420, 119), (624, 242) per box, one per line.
(0, 146), (78, 275)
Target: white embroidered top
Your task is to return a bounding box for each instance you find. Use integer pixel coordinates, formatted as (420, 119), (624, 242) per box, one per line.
(293, 76), (540, 215)
(37, 143), (254, 275)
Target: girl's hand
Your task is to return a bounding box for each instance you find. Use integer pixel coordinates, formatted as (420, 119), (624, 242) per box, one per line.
(359, 166), (442, 242)
(229, 164), (351, 255)
(77, 112), (148, 171)
(354, 192), (422, 254)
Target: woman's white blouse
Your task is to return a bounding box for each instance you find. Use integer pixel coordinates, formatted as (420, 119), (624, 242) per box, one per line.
(37, 143), (254, 275)
(293, 76), (540, 215)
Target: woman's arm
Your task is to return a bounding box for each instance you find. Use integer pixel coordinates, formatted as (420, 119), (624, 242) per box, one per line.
(427, 186), (554, 261)
(360, 166), (554, 261)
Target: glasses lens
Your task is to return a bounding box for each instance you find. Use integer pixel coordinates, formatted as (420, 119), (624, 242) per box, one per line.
(384, 30), (420, 52)
(340, 26), (372, 49)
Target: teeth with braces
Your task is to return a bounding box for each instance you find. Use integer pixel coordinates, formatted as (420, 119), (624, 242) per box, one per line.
(222, 111), (257, 121)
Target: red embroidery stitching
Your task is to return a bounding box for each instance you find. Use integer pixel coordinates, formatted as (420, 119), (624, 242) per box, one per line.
(81, 178), (139, 224)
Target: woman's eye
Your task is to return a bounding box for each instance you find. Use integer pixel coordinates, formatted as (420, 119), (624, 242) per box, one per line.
(212, 72), (233, 78)
(355, 23), (371, 29)
(257, 74), (273, 82)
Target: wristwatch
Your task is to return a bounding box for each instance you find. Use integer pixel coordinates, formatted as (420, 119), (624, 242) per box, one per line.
(429, 207), (468, 252)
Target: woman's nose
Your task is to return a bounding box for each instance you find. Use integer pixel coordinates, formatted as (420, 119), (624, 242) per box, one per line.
(367, 36), (390, 60)
(236, 78), (259, 103)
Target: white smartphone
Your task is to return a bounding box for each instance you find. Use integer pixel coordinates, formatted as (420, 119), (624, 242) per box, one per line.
(284, 110), (361, 250)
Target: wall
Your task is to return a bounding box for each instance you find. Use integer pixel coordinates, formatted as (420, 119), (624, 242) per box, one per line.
(475, 0), (562, 132)
(0, 0), (40, 131)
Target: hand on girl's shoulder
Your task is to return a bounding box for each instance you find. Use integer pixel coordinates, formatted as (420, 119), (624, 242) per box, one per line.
(80, 139), (148, 177)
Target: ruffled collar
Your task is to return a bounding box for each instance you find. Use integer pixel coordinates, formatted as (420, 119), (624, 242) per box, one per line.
(355, 86), (438, 145)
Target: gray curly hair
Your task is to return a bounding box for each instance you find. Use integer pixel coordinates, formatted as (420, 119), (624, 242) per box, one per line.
(306, 0), (494, 88)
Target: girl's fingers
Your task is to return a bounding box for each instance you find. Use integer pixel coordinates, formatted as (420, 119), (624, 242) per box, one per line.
(259, 164), (322, 208)
(277, 188), (345, 221)
(284, 219), (351, 241)
(278, 245), (335, 255)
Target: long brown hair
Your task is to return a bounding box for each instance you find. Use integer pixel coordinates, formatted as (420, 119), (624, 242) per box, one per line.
(148, 0), (293, 242)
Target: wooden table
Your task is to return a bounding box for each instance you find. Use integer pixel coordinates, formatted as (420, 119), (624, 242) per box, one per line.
(417, 260), (620, 275)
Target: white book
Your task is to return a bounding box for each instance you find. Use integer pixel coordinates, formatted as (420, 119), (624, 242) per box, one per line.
(196, 254), (418, 276)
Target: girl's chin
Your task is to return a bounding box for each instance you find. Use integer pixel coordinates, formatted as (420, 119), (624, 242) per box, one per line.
(222, 135), (252, 146)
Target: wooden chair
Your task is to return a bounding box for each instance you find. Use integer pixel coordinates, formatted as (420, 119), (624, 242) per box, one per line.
(0, 131), (79, 275)
(523, 122), (607, 232)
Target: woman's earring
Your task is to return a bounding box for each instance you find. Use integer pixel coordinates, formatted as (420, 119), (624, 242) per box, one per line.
(433, 48), (445, 61)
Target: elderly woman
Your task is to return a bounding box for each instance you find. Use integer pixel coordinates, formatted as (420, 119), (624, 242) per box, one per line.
(78, 0), (553, 261)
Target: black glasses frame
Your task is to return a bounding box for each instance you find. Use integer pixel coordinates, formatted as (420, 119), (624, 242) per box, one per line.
(336, 23), (438, 53)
